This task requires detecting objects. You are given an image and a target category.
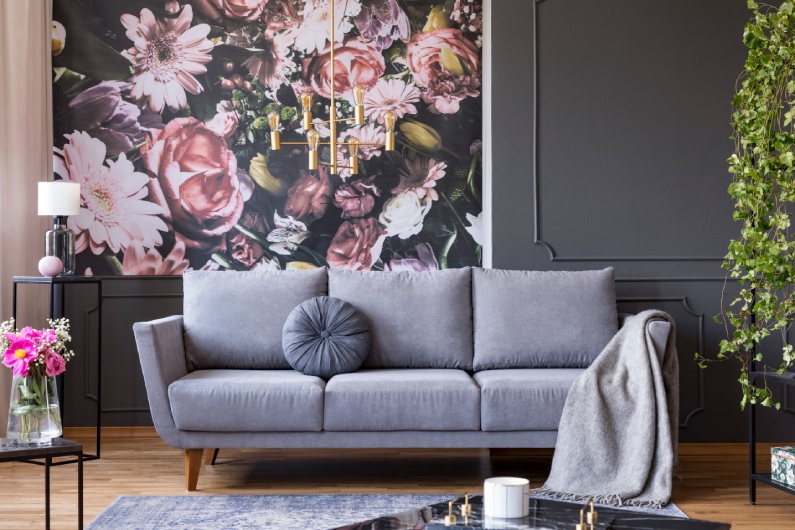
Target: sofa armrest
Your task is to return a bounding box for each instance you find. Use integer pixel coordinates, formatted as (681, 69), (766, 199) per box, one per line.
(618, 313), (671, 366)
(133, 315), (187, 448)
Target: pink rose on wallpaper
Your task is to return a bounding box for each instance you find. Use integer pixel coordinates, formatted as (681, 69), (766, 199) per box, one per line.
(193, 0), (268, 22)
(142, 117), (244, 251)
(334, 176), (380, 219)
(206, 109), (239, 139)
(327, 217), (386, 271)
(284, 168), (333, 223)
(226, 210), (271, 267)
(407, 28), (480, 114)
(302, 38), (385, 98)
(44, 351), (67, 377)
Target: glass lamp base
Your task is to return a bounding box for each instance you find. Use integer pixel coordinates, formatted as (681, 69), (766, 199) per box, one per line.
(45, 216), (76, 275)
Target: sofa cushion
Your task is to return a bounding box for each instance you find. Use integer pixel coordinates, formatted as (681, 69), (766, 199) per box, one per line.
(324, 369), (480, 431)
(473, 369), (585, 431)
(168, 370), (325, 432)
(328, 269), (473, 369)
(282, 296), (371, 378)
(183, 269), (327, 370)
(472, 268), (617, 369)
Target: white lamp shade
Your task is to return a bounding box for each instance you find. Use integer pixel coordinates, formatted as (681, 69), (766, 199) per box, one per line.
(38, 181), (81, 216)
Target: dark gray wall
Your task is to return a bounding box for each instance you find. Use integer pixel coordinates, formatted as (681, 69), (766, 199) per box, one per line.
(59, 0), (792, 442)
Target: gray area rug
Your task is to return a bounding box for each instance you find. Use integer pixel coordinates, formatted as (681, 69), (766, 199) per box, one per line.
(86, 493), (687, 529)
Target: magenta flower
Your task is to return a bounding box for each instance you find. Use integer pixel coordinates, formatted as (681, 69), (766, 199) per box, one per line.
(44, 351), (67, 377)
(3, 340), (38, 377)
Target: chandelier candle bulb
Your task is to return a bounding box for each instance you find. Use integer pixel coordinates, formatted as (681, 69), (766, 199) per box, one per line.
(352, 85), (366, 125)
(300, 92), (314, 130)
(268, 111), (281, 150)
(306, 129), (320, 170)
(348, 138), (360, 175)
(384, 110), (397, 152)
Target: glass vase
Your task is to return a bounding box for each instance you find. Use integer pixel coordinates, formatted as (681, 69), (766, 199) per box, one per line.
(6, 373), (62, 445)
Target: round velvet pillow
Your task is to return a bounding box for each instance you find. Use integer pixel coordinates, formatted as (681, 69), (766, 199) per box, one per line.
(282, 296), (371, 378)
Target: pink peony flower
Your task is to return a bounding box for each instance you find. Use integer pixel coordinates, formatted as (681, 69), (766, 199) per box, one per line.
(120, 2), (213, 113)
(392, 155), (447, 201)
(226, 211), (271, 267)
(44, 351), (67, 377)
(284, 168), (333, 224)
(302, 37), (385, 99)
(3, 340), (38, 377)
(423, 72), (480, 114)
(363, 79), (421, 124)
(193, 0), (268, 22)
(53, 131), (168, 255)
(142, 117), (245, 251)
(406, 28), (480, 113)
(243, 32), (296, 90)
(327, 216), (386, 271)
(122, 240), (191, 275)
(334, 176), (380, 219)
(205, 109), (239, 139)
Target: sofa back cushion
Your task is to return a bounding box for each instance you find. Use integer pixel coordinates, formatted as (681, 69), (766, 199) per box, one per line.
(472, 268), (617, 370)
(183, 269), (328, 370)
(328, 268), (473, 369)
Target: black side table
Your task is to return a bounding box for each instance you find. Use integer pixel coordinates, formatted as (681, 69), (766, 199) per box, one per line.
(0, 438), (83, 529)
(12, 276), (102, 460)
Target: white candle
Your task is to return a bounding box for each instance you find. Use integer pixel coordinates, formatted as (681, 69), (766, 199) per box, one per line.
(483, 477), (530, 519)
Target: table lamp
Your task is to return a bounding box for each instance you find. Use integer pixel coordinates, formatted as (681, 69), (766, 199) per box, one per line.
(38, 181), (81, 276)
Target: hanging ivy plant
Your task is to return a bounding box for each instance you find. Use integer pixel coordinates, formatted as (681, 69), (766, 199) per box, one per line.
(698, 0), (795, 409)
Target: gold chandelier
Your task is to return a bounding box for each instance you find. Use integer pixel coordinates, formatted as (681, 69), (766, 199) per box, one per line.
(266, 0), (396, 175)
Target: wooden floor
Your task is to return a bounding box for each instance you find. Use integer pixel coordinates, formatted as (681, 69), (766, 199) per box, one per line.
(1, 431), (793, 529)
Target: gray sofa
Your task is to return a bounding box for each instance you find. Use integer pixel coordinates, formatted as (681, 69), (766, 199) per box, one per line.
(133, 267), (671, 491)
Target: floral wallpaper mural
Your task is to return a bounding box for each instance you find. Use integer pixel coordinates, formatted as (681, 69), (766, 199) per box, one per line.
(52, 0), (483, 275)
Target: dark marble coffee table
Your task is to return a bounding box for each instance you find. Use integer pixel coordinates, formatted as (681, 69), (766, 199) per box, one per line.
(332, 494), (730, 530)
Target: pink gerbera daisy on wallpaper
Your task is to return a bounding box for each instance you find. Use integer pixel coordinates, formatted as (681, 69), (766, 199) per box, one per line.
(54, 131), (168, 255)
(243, 32), (296, 89)
(120, 2), (213, 113)
(363, 79), (421, 124)
(392, 155), (447, 201)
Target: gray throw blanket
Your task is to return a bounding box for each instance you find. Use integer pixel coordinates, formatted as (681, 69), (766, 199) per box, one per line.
(537, 310), (679, 508)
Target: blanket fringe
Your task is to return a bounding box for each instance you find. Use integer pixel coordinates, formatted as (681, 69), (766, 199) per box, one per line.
(531, 486), (665, 509)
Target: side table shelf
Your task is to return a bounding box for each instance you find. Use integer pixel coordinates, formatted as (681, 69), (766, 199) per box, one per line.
(12, 276), (102, 461)
(749, 369), (795, 504)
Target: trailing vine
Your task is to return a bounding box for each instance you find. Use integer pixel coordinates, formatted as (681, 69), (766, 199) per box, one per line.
(698, 0), (795, 409)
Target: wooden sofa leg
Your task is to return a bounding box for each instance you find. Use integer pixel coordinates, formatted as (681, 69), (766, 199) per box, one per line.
(204, 448), (219, 465)
(185, 449), (203, 491)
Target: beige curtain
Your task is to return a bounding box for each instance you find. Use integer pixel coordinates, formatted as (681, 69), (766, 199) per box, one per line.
(0, 0), (53, 435)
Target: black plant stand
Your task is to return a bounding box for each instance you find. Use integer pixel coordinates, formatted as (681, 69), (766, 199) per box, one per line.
(749, 369), (795, 503)
(0, 438), (83, 529)
(12, 276), (102, 460)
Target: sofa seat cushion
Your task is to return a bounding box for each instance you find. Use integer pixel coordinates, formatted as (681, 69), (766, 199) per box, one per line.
(473, 369), (585, 431)
(472, 268), (618, 369)
(328, 269), (473, 369)
(324, 369), (480, 431)
(183, 269), (328, 370)
(168, 370), (325, 432)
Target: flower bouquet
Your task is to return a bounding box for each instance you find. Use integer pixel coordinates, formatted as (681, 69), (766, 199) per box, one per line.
(1, 318), (74, 445)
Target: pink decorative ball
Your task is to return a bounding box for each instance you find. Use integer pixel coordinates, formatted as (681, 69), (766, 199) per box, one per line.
(38, 256), (63, 277)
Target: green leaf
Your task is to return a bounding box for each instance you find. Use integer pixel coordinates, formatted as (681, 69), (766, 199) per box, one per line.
(52, 24), (131, 81)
